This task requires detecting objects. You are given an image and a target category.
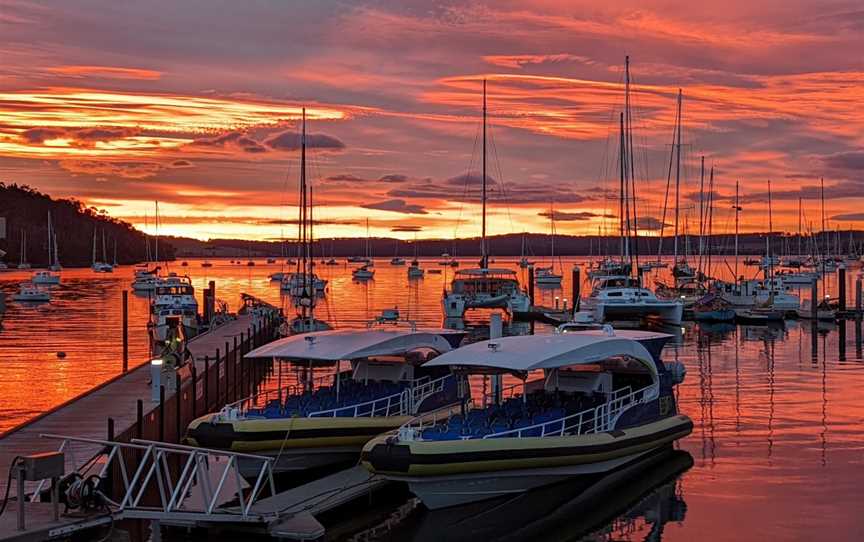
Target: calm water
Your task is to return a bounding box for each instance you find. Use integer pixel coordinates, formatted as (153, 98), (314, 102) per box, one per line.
(1, 257), (862, 540)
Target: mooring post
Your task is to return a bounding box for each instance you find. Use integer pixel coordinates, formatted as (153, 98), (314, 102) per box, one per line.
(107, 417), (115, 441)
(190, 363), (198, 417)
(122, 290), (129, 373)
(572, 266), (581, 314)
(528, 266), (535, 306)
(159, 385), (165, 442)
(811, 280), (818, 319)
(136, 399), (143, 439)
(856, 276), (862, 315)
(217, 347), (223, 404)
(175, 372), (182, 442)
(839, 265), (847, 313)
(204, 355), (210, 411)
(233, 336), (239, 401)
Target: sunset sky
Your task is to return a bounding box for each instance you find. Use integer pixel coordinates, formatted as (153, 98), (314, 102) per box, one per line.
(0, 0), (862, 241)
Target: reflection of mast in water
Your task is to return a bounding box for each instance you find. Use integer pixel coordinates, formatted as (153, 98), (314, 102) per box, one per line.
(765, 334), (775, 463)
(855, 318), (862, 360)
(734, 326), (741, 435)
(838, 319), (847, 362)
(821, 327), (829, 467)
(696, 328), (716, 465)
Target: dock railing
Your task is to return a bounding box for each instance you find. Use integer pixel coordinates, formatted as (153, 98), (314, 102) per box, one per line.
(37, 434), (277, 521)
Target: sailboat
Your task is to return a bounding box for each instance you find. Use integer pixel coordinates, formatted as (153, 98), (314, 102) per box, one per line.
(91, 229), (113, 272)
(583, 58), (682, 324)
(33, 212), (61, 284)
(408, 234), (424, 278)
(353, 218), (375, 280)
(442, 80), (531, 319)
(535, 203), (563, 285)
(390, 239), (406, 265)
(518, 233), (533, 268)
(280, 109), (330, 323)
(17, 230), (31, 269)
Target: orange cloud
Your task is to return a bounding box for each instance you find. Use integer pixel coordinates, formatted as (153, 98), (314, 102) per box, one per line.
(45, 65), (162, 80)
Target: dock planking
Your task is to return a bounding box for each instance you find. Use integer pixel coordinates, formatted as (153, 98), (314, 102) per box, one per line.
(0, 313), (258, 499)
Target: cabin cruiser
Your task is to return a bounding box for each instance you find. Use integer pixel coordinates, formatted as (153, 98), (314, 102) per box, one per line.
(391, 257), (406, 266)
(12, 283), (50, 302)
(716, 278), (800, 312)
(91, 262), (113, 273)
(352, 265), (375, 280)
(692, 293), (735, 322)
(131, 267), (159, 291)
(535, 266), (563, 286)
(443, 268), (531, 318)
(587, 258), (630, 279)
(408, 260), (424, 278)
(186, 326), (466, 478)
(775, 270), (818, 285)
(584, 275), (683, 324)
(149, 274), (199, 341)
(361, 328), (691, 509)
(31, 270), (60, 285)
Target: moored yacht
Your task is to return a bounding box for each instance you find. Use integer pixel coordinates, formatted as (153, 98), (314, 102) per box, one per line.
(361, 328), (691, 509)
(12, 282), (50, 302)
(131, 267), (159, 291)
(186, 325), (466, 477)
(352, 264), (375, 280)
(31, 270), (60, 285)
(149, 273), (199, 341)
(585, 275), (683, 324)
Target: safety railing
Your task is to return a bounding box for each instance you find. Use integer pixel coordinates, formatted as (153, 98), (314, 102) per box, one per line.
(307, 388), (411, 418)
(39, 434), (277, 521)
(481, 384), (654, 439)
(222, 371), (338, 415)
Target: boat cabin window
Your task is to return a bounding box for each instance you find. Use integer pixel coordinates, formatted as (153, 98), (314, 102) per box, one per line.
(157, 285), (193, 296)
(352, 358), (414, 383)
(606, 291), (623, 297)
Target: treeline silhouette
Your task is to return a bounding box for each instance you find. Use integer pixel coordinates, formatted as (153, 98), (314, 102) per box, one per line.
(0, 184), (174, 267)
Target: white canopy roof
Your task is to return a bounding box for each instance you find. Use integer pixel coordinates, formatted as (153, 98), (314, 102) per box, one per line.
(423, 332), (658, 374)
(245, 328), (464, 362)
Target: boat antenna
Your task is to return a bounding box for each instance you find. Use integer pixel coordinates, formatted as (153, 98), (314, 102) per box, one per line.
(480, 78), (488, 269)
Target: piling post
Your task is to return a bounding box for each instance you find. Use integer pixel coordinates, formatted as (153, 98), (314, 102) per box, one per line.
(217, 347), (223, 404)
(122, 290), (129, 373)
(839, 320), (847, 361)
(490, 314), (503, 406)
(572, 266), (581, 314)
(107, 417), (115, 441)
(811, 280), (818, 319)
(856, 276), (862, 315)
(136, 400), (143, 439)
(175, 373), (182, 442)
(233, 337), (239, 401)
(190, 364), (198, 418)
(839, 265), (847, 313)
(204, 356), (210, 411)
(158, 386), (165, 442)
(528, 266), (535, 305)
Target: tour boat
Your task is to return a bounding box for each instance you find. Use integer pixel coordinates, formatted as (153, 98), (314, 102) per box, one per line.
(13, 283), (51, 302)
(31, 270), (60, 286)
(361, 328), (691, 509)
(149, 274), (199, 341)
(442, 81), (531, 319)
(585, 275), (683, 324)
(186, 325), (466, 477)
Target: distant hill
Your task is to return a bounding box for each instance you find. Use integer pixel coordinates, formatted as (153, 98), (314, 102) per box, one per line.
(0, 184), (174, 267)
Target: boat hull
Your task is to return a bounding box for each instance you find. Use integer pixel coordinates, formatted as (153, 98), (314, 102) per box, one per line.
(592, 302), (683, 325)
(361, 414), (692, 509)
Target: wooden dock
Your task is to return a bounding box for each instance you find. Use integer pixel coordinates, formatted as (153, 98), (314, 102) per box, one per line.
(0, 310), (278, 513)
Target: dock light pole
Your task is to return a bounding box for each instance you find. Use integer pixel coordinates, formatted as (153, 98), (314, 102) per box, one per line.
(150, 359), (163, 402)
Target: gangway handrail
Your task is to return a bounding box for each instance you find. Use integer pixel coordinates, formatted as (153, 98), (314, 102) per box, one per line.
(37, 434), (277, 520)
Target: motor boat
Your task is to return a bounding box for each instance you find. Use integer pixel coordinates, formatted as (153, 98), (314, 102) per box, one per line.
(149, 274), (199, 341)
(443, 268), (531, 318)
(587, 258), (630, 279)
(585, 275), (683, 324)
(796, 297), (837, 321)
(692, 293), (735, 322)
(555, 311), (602, 332)
(186, 326), (466, 478)
(776, 270), (818, 285)
(180, 261), (189, 267)
(266, 258), (277, 264)
(347, 256), (370, 264)
(408, 260), (424, 278)
(287, 316), (333, 335)
(361, 328), (691, 509)
(353, 265), (375, 280)
(12, 283), (50, 302)
(716, 279), (800, 313)
(201, 261), (213, 268)
(326, 258), (339, 266)
(269, 271), (287, 281)
(535, 266), (562, 286)
(31, 270), (60, 285)
(391, 257), (406, 266)
(131, 267), (159, 291)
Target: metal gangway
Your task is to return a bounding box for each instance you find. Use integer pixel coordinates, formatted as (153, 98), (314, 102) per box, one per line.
(36, 435), (279, 525)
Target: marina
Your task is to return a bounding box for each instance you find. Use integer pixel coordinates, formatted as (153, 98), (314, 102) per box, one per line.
(0, 258), (862, 540)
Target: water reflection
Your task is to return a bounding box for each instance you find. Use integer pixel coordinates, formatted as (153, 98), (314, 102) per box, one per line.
(376, 449), (693, 542)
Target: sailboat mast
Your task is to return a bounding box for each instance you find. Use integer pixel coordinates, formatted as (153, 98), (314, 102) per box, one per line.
(155, 201), (159, 263)
(619, 112), (626, 261)
(673, 89), (682, 263)
(47, 211), (52, 267)
(798, 197), (802, 257)
(820, 177), (826, 260)
(480, 78), (488, 269)
(734, 181), (740, 280)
